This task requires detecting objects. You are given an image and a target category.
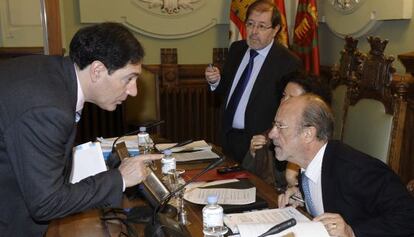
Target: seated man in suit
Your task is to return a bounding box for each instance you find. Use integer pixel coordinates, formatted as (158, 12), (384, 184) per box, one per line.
(242, 72), (331, 190)
(274, 94), (414, 236)
(0, 22), (162, 236)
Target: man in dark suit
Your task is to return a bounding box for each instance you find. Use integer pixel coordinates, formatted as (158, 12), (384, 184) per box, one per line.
(0, 23), (162, 236)
(205, 0), (301, 163)
(274, 94), (414, 236)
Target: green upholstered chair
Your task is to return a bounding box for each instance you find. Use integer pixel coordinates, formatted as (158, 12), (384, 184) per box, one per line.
(330, 36), (362, 140)
(341, 36), (410, 177)
(331, 85), (348, 140)
(342, 99), (393, 163)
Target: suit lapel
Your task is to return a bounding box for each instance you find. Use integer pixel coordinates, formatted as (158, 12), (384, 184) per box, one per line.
(223, 43), (249, 105)
(247, 43), (280, 109)
(321, 141), (336, 212)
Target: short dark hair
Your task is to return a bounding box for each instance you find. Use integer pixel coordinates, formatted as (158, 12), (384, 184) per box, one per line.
(281, 71), (332, 105)
(299, 94), (334, 141)
(69, 22), (144, 75)
(246, 0), (281, 28)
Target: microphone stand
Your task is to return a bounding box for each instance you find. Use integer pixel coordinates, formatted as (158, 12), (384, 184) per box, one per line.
(107, 120), (165, 168)
(153, 157), (225, 223)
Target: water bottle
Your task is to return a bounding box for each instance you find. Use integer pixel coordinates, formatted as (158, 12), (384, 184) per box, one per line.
(202, 195), (227, 237)
(137, 126), (153, 155)
(161, 149), (176, 175)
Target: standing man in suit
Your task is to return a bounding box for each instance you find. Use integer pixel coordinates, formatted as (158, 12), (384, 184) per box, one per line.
(273, 94), (414, 236)
(205, 0), (301, 163)
(0, 22), (162, 236)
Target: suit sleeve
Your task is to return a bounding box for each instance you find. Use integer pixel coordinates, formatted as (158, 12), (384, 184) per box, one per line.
(345, 163), (414, 236)
(5, 106), (123, 221)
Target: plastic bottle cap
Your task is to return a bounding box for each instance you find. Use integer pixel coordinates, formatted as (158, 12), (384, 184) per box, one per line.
(139, 126), (147, 132)
(207, 195), (218, 204)
(163, 149), (172, 156)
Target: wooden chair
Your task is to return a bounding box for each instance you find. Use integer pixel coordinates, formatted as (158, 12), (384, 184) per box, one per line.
(330, 36), (363, 140)
(341, 36), (409, 176)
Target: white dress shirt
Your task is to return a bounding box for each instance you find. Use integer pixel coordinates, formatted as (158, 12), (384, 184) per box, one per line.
(302, 143), (327, 217)
(210, 40), (274, 129)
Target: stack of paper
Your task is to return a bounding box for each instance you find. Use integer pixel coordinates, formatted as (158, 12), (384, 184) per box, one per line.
(224, 207), (329, 237)
(155, 140), (220, 162)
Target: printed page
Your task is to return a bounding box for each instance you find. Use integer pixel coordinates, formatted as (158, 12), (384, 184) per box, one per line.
(155, 140), (211, 152)
(173, 150), (220, 162)
(224, 207), (309, 234)
(238, 221), (329, 237)
(184, 186), (256, 205)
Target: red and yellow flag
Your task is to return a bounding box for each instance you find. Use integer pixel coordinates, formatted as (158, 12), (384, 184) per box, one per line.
(291, 0), (320, 75)
(229, 0), (289, 48)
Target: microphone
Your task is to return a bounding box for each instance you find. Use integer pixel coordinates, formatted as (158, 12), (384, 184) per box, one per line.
(143, 157), (225, 237)
(154, 156), (225, 216)
(257, 218), (296, 237)
(106, 120), (165, 168)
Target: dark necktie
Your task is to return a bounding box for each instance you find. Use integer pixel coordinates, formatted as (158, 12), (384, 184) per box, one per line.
(224, 49), (258, 130)
(301, 172), (317, 217)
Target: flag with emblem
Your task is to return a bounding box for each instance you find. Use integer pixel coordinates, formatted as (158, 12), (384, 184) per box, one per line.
(229, 0), (289, 47)
(291, 0), (320, 75)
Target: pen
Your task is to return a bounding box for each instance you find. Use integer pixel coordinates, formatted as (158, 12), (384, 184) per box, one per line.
(290, 195), (305, 203)
(257, 218), (297, 237)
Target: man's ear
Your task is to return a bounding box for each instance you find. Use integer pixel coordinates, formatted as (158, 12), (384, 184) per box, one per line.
(89, 61), (107, 82)
(303, 126), (317, 143)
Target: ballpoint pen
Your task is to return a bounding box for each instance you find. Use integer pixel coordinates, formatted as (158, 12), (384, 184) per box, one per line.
(257, 218), (297, 237)
(290, 195), (305, 203)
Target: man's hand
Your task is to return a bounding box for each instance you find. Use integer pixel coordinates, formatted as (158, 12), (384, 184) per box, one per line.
(314, 213), (355, 237)
(278, 186), (303, 208)
(118, 154), (163, 188)
(205, 65), (221, 84)
(249, 134), (267, 157)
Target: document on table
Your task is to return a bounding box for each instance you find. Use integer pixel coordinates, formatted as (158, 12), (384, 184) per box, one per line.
(183, 183), (256, 205)
(156, 140), (220, 162)
(155, 140), (211, 152)
(224, 207), (329, 237)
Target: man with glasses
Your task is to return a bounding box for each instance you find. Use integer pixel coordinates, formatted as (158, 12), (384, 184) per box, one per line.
(273, 94), (414, 237)
(205, 0), (301, 163)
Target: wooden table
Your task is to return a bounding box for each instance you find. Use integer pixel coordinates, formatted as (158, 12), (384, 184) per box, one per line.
(46, 159), (280, 237)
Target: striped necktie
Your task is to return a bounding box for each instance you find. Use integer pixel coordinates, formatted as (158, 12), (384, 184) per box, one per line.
(301, 172), (317, 217)
(75, 111), (82, 123)
(224, 49), (258, 130)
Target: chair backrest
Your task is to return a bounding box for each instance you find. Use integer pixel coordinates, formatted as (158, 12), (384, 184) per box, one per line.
(331, 84), (348, 140)
(341, 36), (409, 175)
(330, 36), (362, 140)
(342, 98), (393, 163)
(124, 66), (160, 129)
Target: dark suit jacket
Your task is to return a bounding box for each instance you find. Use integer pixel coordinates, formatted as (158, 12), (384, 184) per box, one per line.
(0, 56), (123, 236)
(320, 141), (414, 236)
(216, 40), (301, 159)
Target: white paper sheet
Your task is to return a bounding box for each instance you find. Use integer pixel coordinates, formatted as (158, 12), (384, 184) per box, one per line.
(224, 207), (309, 234)
(155, 140), (211, 152)
(238, 221), (329, 237)
(70, 142), (107, 183)
(184, 186), (256, 205)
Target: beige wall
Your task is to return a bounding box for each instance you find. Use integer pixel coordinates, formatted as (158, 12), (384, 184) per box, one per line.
(319, 3), (414, 74)
(61, 0), (229, 65)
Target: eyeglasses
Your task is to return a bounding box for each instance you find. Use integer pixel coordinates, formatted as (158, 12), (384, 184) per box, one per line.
(245, 21), (273, 32)
(272, 122), (289, 130)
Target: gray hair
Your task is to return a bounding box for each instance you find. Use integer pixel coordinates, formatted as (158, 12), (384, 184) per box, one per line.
(299, 94), (334, 141)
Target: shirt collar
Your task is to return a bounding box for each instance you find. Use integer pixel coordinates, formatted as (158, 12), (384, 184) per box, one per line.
(250, 40), (273, 58)
(302, 143), (327, 183)
(74, 64), (85, 112)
